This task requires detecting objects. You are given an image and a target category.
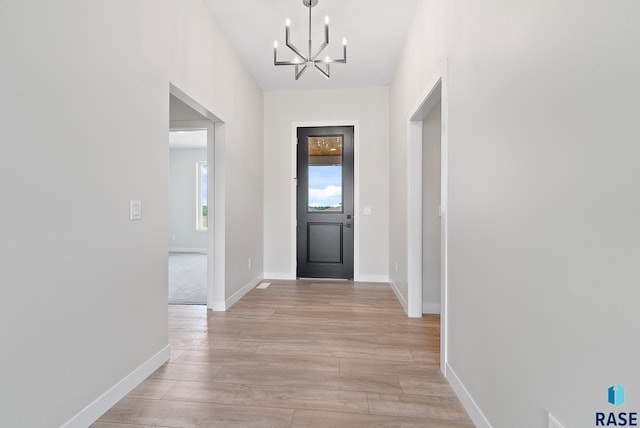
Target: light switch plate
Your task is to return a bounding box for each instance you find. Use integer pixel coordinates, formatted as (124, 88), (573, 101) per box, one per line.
(130, 200), (142, 221)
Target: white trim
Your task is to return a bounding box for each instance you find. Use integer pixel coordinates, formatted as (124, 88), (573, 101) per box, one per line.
(389, 281), (408, 314)
(290, 120), (360, 280)
(264, 272), (297, 281)
(212, 122), (226, 312)
(406, 62), (450, 374)
(407, 119), (423, 318)
(223, 275), (263, 311)
(355, 275), (389, 283)
(407, 78), (443, 319)
(422, 303), (441, 314)
(440, 61), (450, 375)
(210, 301), (226, 312)
(168, 247), (207, 253)
(61, 345), (170, 428)
(446, 364), (493, 428)
(169, 85), (226, 315)
(169, 84), (224, 124)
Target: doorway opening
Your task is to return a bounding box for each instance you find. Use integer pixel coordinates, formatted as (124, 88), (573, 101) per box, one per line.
(407, 73), (448, 375)
(169, 85), (226, 311)
(296, 126), (355, 279)
(422, 101), (442, 315)
(168, 127), (208, 304)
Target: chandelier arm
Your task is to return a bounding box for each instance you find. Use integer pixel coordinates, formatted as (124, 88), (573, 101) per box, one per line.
(275, 60), (304, 66)
(285, 44), (307, 62)
(275, 45), (305, 66)
(295, 64), (309, 80)
(321, 43), (347, 63)
(311, 43), (328, 61)
(314, 63), (330, 79)
(314, 43), (346, 64)
(285, 25), (308, 62)
(311, 19), (329, 60)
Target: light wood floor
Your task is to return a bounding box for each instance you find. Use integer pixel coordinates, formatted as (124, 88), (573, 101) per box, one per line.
(93, 280), (473, 427)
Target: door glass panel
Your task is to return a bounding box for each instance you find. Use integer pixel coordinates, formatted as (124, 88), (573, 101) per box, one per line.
(308, 136), (343, 212)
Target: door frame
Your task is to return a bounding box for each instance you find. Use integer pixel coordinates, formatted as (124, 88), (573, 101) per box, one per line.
(169, 84), (227, 311)
(407, 62), (449, 375)
(290, 121), (360, 280)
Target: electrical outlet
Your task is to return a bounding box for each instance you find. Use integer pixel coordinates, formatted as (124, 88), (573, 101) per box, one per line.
(548, 412), (565, 428)
(248, 258), (251, 269)
(395, 262), (398, 273)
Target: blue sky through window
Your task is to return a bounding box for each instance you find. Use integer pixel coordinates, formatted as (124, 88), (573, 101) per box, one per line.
(201, 164), (208, 205)
(308, 165), (342, 209)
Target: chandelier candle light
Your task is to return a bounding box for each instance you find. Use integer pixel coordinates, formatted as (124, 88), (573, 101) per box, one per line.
(273, 0), (347, 80)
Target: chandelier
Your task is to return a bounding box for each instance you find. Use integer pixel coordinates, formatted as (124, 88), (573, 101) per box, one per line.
(273, 0), (347, 80)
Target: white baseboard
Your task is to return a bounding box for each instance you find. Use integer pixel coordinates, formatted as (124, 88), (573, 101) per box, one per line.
(209, 276), (263, 312)
(263, 273), (389, 283)
(224, 275), (263, 310)
(169, 248), (207, 253)
(209, 301), (226, 311)
(446, 363), (492, 428)
(422, 303), (441, 314)
(263, 272), (296, 280)
(62, 345), (170, 428)
(389, 281), (409, 315)
(355, 274), (389, 283)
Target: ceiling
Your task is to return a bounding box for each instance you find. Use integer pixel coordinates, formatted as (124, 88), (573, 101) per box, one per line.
(169, 95), (208, 149)
(169, 129), (207, 149)
(170, 94), (207, 122)
(203, 0), (420, 91)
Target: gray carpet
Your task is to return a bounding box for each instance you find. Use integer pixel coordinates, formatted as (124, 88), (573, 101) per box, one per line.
(168, 252), (207, 305)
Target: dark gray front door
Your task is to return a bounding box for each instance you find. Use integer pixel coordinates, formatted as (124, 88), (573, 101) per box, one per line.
(297, 126), (354, 279)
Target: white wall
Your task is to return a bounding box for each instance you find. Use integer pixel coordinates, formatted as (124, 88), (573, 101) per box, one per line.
(390, 0), (640, 427)
(264, 88), (389, 281)
(422, 102), (441, 313)
(169, 148), (208, 251)
(0, 1), (263, 426)
(169, 1), (264, 304)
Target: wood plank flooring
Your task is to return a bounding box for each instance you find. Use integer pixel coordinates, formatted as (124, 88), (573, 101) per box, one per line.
(93, 280), (472, 427)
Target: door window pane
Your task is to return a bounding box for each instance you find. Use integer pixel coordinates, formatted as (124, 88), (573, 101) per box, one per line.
(308, 136), (342, 212)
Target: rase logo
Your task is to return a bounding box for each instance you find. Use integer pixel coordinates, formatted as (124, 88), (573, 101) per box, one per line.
(610, 385), (627, 408)
(596, 384), (638, 426)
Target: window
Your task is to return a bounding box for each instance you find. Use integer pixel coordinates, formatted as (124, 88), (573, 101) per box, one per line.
(307, 136), (343, 212)
(196, 161), (208, 230)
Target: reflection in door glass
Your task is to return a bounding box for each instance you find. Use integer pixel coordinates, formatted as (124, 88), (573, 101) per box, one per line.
(308, 136), (343, 212)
